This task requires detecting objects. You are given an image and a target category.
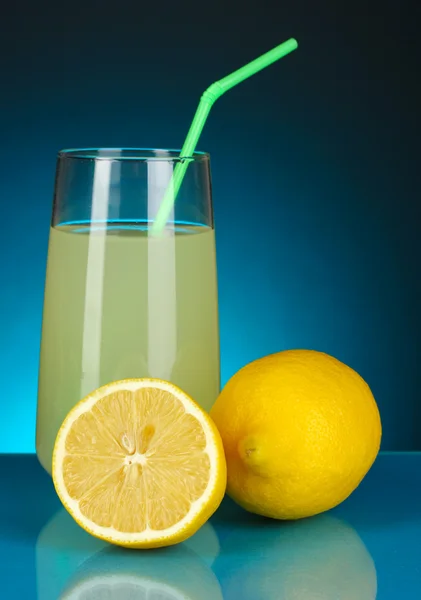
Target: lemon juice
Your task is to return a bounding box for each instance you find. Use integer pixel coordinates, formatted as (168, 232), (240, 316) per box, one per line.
(36, 224), (220, 473)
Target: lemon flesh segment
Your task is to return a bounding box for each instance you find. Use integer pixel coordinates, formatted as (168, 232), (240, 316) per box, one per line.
(52, 379), (226, 548)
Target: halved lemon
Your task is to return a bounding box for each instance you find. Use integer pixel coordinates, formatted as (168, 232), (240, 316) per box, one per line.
(52, 379), (226, 549)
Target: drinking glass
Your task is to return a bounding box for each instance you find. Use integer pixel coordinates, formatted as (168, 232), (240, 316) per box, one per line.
(36, 148), (220, 474)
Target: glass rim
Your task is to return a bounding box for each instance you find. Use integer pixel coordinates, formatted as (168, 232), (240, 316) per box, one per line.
(58, 147), (210, 162)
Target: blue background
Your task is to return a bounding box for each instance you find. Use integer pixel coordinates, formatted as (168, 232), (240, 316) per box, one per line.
(0, 1), (420, 451)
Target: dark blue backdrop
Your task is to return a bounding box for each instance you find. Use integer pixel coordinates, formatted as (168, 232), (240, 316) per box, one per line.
(0, 1), (419, 451)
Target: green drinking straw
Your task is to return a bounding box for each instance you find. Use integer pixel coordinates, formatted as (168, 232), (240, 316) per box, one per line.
(152, 37), (298, 234)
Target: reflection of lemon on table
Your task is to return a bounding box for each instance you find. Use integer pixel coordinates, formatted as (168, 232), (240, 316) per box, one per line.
(60, 545), (223, 600)
(36, 508), (107, 600)
(211, 350), (381, 519)
(36, 507), (221, 600)
(214, 514), (377, 599)
(53, 378), (226, 548)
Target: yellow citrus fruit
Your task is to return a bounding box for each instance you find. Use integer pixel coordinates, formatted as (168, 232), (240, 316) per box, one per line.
(210, 350), (381, 519)
(52, 378), (227, 548)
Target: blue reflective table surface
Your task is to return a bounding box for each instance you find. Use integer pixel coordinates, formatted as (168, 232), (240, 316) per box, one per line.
(0, 453), (420, 599)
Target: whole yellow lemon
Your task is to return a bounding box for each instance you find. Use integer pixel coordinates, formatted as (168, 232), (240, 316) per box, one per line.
(210, 350), (381, 519)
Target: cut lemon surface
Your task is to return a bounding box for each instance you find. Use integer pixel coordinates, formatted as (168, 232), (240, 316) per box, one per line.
(52, 379), (226, 549)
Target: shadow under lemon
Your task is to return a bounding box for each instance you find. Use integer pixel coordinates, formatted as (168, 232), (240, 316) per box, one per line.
(213, 513), (377, 600)
(36, 508), (221, 600)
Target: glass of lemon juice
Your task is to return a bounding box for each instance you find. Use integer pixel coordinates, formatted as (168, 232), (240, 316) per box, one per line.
(36, 148), (220, 474)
